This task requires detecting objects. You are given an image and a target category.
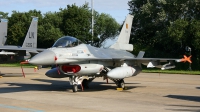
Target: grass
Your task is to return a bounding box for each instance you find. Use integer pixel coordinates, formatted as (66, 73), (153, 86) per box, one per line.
(0, 63), (36, 68)
(142, 69), (200, 75)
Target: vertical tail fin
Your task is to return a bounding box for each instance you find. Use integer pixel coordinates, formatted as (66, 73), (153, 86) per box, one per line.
(0, 17), (8, 46)
(22, 16), (38, 48)
(109, 14), (134, 51)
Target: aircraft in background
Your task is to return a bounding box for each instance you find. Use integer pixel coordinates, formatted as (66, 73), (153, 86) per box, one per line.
(24, 14), (191, 92)
(0, 16), (44, 63)
(0, 16), (8, 46)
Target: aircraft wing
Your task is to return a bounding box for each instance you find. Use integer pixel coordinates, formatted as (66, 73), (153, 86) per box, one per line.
(68, 56), (190, 70)
(117, 56), (190, 70)
(0, 47), (45, 56)
(113, 51), (191, 64)
(69, 57), (184, 63)
(0, 47), (45, 51)
(112, 57), (180, 62)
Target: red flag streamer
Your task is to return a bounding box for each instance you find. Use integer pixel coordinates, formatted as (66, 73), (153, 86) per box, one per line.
(56, 64), (60, 75)
(20, 61), (29, 78)
(81, 83), (84, 91)
(21, 64), (25, 78)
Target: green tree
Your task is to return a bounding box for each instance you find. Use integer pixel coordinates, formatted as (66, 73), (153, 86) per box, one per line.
(37, 12), (64, 48)
(59, 3), (120, 47)
(93, 13), (120, 47)
(128, 0), (200, 69)
(7, 10), (42, 46)
(4, 3), (120, 49)
(0, 11), (9, 18)
(59, 4), (92, 43)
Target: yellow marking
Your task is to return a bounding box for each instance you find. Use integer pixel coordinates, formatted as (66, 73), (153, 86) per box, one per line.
(0, 76), (2, 78)
(116, 87), (128, 91)
(126, 23), (128, 29)
(116, 88), (123, 91)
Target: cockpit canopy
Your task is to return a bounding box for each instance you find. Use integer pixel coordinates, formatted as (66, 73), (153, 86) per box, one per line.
(52, 36), (83, 48)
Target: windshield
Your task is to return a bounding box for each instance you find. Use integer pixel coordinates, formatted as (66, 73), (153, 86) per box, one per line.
(52, 36), (83, 48)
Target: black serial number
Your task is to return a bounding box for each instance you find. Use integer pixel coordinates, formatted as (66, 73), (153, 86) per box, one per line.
(26, 43), (32, 47)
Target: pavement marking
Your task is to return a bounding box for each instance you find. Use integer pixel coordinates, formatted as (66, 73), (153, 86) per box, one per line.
(0, 104), (44, 112)
(116, 88), (123, 91)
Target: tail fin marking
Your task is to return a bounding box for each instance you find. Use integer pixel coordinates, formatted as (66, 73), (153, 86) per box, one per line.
(0, 18), (8, 46)
(22, 16), (38, 48)
(109, 14), (134, 51)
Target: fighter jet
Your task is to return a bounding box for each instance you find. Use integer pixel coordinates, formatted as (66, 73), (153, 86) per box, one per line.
(25, 14), (191, 92)
(0, 16), (8, 46)
(0, 16), (44, 62)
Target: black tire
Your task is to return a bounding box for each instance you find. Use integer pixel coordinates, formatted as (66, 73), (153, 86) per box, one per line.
(82, 79), (89, 89)
(117, 79), (125, 88)
(72, 84), (78, 92)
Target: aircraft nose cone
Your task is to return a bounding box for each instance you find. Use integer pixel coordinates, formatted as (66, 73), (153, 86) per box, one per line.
(29, 50), (56, 65)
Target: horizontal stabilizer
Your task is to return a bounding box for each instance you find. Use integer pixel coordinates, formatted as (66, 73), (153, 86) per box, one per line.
(110, 43), (133, 51)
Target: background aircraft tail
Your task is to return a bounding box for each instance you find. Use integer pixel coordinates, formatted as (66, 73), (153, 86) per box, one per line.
(109, 14), (134, 51)
(0, 17), (8, 46)
(22, 16), (38, 48)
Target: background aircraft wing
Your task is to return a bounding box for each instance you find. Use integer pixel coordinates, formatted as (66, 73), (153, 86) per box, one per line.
(0, 47), (45, 51)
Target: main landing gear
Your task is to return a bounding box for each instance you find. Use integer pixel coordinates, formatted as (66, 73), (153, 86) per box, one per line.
(69, 76), (80, 92)
(69, 76), (125, 92)
(112, 79), (125, 89)
(82, 79), (89, 89)
(69, 76), (94, 92)
(72, 84), (78, 92)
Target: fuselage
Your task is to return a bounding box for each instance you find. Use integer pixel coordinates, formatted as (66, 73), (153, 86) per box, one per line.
(29, 44), (136, 66)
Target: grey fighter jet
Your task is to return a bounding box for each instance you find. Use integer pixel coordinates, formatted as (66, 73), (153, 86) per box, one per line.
(26, 14), (191, 92)
(0, 16), (8, 46)
(0, 16), (44, 63)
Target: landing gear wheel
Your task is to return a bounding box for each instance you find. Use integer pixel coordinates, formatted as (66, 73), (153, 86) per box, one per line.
(82, 79), (89, 89)
(117, 79), (125, 89)
(72, 84), (78, 92)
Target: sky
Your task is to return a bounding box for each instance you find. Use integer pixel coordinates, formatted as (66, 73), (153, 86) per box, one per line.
(0, 0), (131, 24)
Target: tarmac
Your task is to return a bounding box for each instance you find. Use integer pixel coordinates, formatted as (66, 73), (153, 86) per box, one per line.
(0, 67), (199, 112)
